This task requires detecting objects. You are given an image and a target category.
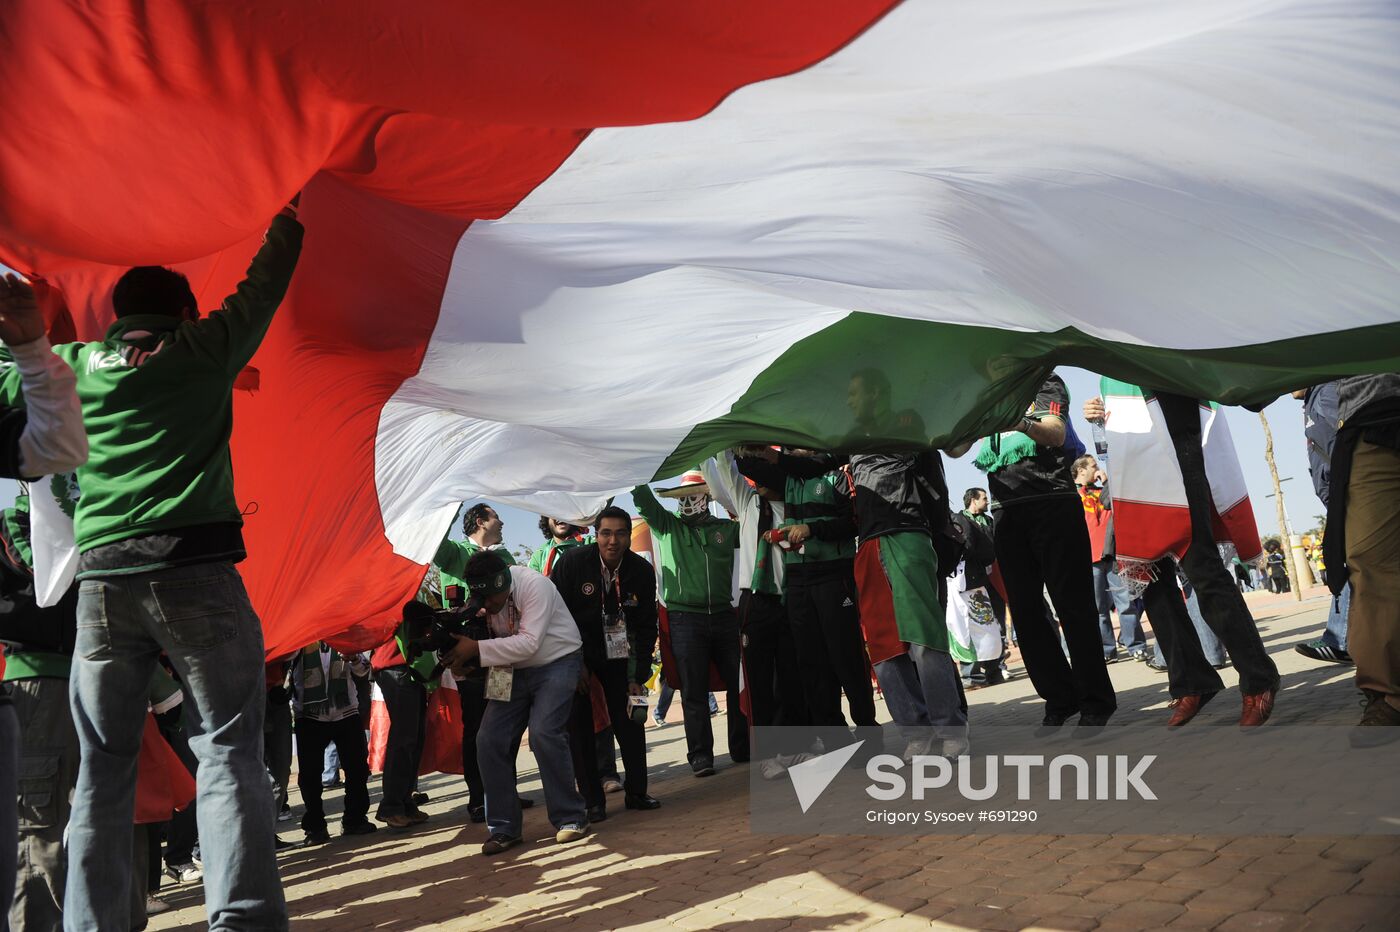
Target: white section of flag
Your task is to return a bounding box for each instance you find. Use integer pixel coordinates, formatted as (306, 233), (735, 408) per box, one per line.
(375, 0), (1400, 560)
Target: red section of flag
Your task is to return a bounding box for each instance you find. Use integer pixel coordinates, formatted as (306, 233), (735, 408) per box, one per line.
(135, 714), (197, 824)
(0, 1), (897, 655)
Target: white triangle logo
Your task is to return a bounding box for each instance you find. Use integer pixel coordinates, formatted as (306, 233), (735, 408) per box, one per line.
(787, 740), (865, 813)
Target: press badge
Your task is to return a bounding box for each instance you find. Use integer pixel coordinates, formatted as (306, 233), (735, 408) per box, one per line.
(485, 666), (514, 701)
(605, 622), (629, 661)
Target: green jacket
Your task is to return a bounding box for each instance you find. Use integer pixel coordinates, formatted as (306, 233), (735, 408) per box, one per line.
(528, 535), (589, 576)
(781, 470), (856, 570)
(632, 484), (737, 615)
(0, 215), (304, 560)
(434, 535), (516, 596)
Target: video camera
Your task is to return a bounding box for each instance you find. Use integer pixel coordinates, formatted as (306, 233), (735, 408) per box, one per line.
(401, 585), (493, 680)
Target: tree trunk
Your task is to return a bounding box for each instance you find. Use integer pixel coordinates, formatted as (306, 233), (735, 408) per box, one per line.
(1258, 411), (1304, 601)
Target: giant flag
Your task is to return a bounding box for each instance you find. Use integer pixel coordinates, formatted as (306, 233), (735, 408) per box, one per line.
(2, 1), (1399, 654)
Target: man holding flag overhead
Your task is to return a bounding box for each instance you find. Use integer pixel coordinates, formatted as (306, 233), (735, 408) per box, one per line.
(0, 202), (302, 930)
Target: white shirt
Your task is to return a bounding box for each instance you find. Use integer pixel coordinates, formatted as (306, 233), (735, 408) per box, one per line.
(477, 566), (583, 670)
(5, 336), (88, 477)
(702, 450), (786, 593)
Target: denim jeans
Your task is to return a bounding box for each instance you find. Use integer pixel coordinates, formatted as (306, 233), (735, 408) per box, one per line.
(67, 562), (287, 931)
(668, 610), (749, 768)
(1092, 559), (1145, 655)
(1320, 584), (1351, 651)
(873, 644), (969, 734)
(322, 742), (340, 783)
(476, 651), (586, 838)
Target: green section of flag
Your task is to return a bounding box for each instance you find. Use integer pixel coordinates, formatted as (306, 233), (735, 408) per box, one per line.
(659, 315), (1400, 477)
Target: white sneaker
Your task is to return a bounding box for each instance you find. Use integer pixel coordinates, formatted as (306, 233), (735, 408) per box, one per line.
(146, 895), (173, 915)
(555, 823), (590, 844)
(165, 861), (203, 884)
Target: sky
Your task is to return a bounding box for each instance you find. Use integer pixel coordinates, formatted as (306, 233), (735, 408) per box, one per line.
(0, 365), (1320, 561)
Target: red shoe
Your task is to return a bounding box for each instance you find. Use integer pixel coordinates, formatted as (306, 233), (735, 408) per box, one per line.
(1239, 688), (1276, 727)
(1167, 691), (1217, 727)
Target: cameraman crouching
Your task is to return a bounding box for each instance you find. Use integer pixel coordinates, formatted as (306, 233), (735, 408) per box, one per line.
(444, 552), (591, 855)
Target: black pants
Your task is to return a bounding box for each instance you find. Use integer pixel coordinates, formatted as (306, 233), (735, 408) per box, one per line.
(296, 715), (371, 831)
(786, 575), (876, 734)
(263, 687), (293, 810)
(1155, 391), (1279, 696)
(739, 590), (809, 731)
(995, 496), (1117, 719)
(157, 707), (199, 867)
(374, 667), (426, 819)
(568, 660), (650, 808)
(669, 609), (749, 768)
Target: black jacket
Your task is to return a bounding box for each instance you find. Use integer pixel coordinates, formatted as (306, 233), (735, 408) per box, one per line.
(550, 544), (658, 684)
(952, 512), (995, 591)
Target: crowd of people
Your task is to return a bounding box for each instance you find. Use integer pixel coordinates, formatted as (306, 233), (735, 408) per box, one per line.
(0, 203), (1396, 931)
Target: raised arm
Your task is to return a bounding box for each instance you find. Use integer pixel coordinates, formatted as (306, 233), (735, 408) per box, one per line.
(190, 204), (304, 375)
(700, 451), (755, 516)
(0, 274), (87, 478)
(631, 483), (680, 537)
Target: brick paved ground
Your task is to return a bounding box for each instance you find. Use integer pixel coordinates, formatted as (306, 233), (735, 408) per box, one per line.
(151, 588), (1399, 931)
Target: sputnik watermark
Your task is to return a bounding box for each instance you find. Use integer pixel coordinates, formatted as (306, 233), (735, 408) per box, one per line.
(787, 740), (1156, 813)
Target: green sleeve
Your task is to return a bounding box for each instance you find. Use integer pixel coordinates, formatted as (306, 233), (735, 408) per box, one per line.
(0, 348), (21, 407)
(527, 544), (547, 573)
(631, 485), (679, 537)
(186, 214), (305, 375)
(433, 535), (472, 579)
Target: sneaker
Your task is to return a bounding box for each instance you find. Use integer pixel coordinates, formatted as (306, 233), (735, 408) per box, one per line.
(1239, 688), (1276, 727)
(601, 778), (624, 794)
(1295, 639), (1354, 666)
(164, 861), (202, 884)
(1129, 648), (1151, 663)
(652, 714), (666, 727)
(692, 759), (716, 778)
(381, 813), (414, 829)
(277, 803), (295, 822)
(1103, 651), (1122, 664)
(555, 823), (590, 844)
(303, 827), (331, 845)
(481, 833), (523, 856)
(146, 894), (172, 916)
(1146, 656), (1169, 672)
(342, 821), (378, 837)
(1166, 691), (1217, 728)
(1351, 690), (1400, 748)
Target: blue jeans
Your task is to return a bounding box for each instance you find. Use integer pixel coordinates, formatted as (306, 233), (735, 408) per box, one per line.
(873, 645), (968, 732)
(476, 651), (586, 838)
(1151, 577), (1228, 669)
(654, 685), (716, 719)
(66, 562), (287, 931)
(322, 742), (341, 783)
(1093, 559), (1145, 655)
(1320, 584), (1351, 651)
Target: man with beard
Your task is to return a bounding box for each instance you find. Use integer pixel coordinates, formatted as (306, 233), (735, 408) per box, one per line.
(530, 517), (589, 577)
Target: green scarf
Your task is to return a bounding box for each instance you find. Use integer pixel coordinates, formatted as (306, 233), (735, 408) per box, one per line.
(974, 431), (1039, 473)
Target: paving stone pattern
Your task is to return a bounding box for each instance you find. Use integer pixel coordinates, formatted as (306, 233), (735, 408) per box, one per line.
(151, 589), (1398, 931)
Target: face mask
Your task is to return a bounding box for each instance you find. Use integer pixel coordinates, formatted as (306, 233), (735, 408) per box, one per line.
(677, 494), (710, 518)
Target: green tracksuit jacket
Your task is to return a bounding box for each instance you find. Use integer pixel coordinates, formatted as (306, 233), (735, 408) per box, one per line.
(0, 215), (303, 572)
(632, 484), (737, 615)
